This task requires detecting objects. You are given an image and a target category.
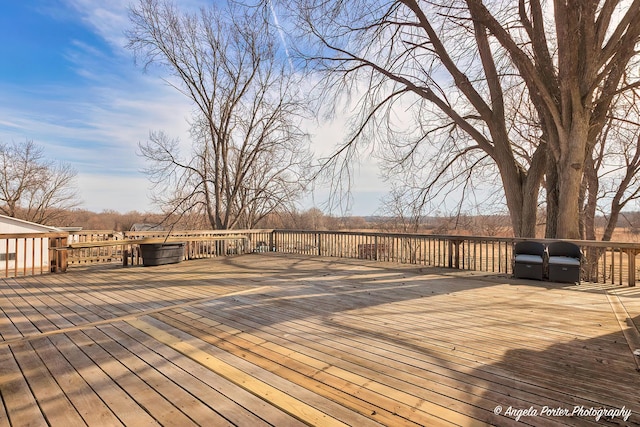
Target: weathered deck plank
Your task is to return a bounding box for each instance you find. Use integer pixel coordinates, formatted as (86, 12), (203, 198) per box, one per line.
(0, 345), (47, 427)
(0, 253), (638, 426)
(10, 340), (86, 427)
(46, 332), (157, 426)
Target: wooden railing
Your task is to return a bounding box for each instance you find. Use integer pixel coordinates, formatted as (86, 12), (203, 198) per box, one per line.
(66, 229), (273, 266)
(66, 230), (124, 264)
(272, 230), (512, 269)
(0, 232), (68, 277)
(3, 228), (637, 287)
(123, 229), (273, 264)
(271, 230), (640, 287)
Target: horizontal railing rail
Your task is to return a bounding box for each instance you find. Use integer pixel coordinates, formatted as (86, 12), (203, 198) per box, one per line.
(66, 229), (274, 266)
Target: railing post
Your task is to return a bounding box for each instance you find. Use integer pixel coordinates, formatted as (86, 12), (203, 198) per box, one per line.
(49, 237), (58, 273)
(627, 249), (637, 287)
(123, 245), (129, 267)
(448, 239), (461, 269)
(270, 230), (275, 252)
(59, 235), (68, 272)
(50, 235), (68, 273)
(374, 235), (379, 261)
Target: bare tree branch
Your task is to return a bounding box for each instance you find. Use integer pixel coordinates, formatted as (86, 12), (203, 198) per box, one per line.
(129, 0), (312, 229)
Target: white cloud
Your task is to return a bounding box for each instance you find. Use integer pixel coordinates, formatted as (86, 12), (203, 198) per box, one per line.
(0, 74), (194, 213)
(63, 0), (209, 50)
(63, 0), (133, 50)
(1, 1), (392, 216)
(0, 77), (193, 161)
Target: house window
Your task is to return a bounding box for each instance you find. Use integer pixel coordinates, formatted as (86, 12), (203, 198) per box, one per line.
(0, 253), (16, 261)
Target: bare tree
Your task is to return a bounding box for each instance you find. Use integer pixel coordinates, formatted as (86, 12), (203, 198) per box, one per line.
(128, 0), (311, 230)
(378, 185), (424, 233)
(0, 140), (79, 225)
(280, 0), (640, 238)
(582, 89), (640, 242)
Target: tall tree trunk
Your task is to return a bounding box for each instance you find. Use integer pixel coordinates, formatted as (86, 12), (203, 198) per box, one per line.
(545, 152), (559, 238)
(521, 184), (539, 237)
(499, 162), (542, 238)
(499, 145), (546, 238)
(555, 121), (588, 239)
(581, 155), (600, 281)
(582, 156), (598, 241)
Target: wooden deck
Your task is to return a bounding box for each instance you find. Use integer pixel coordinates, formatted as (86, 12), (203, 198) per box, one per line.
(0, 253), (639, 426)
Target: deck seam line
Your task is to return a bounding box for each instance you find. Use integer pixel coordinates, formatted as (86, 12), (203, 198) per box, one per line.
(605, 290), (640, 371)
(0, 285), (272, 347)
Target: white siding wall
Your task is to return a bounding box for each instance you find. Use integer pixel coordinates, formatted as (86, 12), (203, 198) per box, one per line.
(0, 238), (49, 271)
(0, 218), (55, 273)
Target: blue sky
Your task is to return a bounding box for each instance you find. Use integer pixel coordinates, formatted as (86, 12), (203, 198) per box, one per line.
(0, 0), (387, 217)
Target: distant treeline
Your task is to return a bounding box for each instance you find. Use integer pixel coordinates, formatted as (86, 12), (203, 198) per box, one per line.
(9, 206), (640, 237)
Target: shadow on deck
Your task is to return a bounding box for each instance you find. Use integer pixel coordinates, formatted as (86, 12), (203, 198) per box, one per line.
(0, 253), (639, 426)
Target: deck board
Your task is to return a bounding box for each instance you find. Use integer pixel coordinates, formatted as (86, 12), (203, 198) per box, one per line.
(0, 345), (48, 427)
(11, 340), (87, 427)
(0, 253), (639, 426)
(46, 332), (157, 426)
